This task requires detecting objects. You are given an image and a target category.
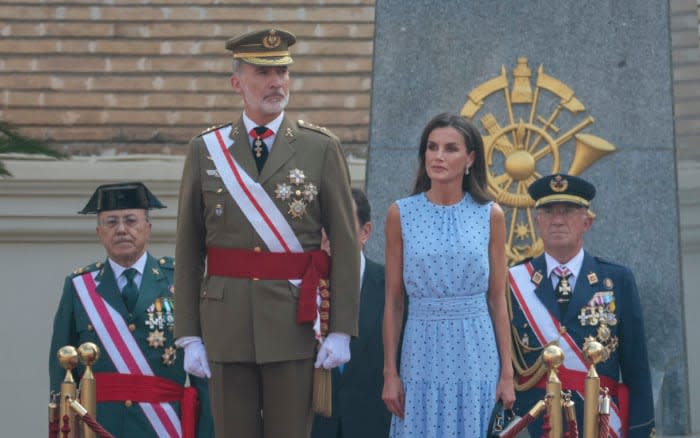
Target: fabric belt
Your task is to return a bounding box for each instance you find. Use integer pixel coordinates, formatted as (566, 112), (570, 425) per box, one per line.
(94, 372), (199, 438)
(206, 247), (330, 323)
(524, 368), (629, 433)
(409, 294), (489, 320)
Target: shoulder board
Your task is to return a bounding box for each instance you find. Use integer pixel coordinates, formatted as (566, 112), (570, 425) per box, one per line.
(198, 122), (231, 137)
(297, 120), (337, 139)
(157, 256), (175, 269)
(72, 261), (103, 276)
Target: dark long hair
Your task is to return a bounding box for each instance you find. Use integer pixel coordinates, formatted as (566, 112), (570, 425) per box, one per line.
(411, 112), (491, 204)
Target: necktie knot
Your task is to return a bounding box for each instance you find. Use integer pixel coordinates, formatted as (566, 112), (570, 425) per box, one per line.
(123, 268), (137, 282)
(250, 126), (273, 139)
(554, 266), (571, 279)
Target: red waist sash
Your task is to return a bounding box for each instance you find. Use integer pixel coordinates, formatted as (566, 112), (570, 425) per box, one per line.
(523, 368), (629, 434)
(94, 372), (199, 438)
(206, 246), (330, 324)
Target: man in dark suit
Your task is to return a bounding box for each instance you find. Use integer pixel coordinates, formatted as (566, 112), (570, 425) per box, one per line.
(174, 28), (360, 438)
(48, 182), (213, 438)
(508, 174), (655, 438)
(312, 188), (391, 438)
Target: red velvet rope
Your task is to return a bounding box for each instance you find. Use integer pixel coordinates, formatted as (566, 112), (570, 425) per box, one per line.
(81, 412), (116, 438)
(499, 413), (536, 438)
(599, 412), (610, 438)
(540, 411), (551, 438)
(567, 418), (579, 438)
(49, 417), (59, 438)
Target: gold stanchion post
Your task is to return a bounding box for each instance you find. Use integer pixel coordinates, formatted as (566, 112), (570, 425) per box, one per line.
(542, 344), (564, 438)
(582, 340), (604, 438)
(57, 345), (79, 438)
(78, 342), (100, 438)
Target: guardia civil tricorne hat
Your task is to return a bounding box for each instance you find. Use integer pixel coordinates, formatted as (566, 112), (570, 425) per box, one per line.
(527, 173), (596, 208)
(225, 28), (296, 66)
(78, 182), (166, 214)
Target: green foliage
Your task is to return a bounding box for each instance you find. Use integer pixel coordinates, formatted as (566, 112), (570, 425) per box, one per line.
(0, 120), (67, 176)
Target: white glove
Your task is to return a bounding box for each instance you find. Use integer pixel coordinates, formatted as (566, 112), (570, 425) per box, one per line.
(177, 336), (211, 378)
(314, 332), (351, 369)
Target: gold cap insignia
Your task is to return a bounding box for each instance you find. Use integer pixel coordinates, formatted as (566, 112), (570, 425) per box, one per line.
(262, 30), (281, 49)
(550, 175), (568, 192)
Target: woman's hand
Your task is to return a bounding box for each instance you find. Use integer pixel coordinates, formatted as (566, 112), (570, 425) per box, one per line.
(382, 372), (405, 419)
(496, 373), (516, 409)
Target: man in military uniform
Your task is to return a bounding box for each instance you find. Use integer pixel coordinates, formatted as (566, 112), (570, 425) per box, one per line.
(48, 182), (213, 438)
(509, 174), (655, 438)
(174, 29), (360, 438)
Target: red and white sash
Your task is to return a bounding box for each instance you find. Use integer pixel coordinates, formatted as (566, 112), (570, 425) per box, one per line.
(73, 272), (182, 438)
(202, 125), (323, 337)
(509, 262), (622, 438)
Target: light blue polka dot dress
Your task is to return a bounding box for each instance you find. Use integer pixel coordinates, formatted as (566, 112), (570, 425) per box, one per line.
(390, 192), (500, 438)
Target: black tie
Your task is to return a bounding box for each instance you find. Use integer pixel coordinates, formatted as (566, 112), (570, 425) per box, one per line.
(250, 126), (272, 173)
(554, 266), (572, 317)
(122, 268), (139, 313)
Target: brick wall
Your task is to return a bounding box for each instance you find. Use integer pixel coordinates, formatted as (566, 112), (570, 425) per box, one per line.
(670, 0), (700, 162)
(0, 1), (375, 158)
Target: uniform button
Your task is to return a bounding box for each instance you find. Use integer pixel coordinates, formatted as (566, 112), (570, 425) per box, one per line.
(128, 324), (136, 332)
(253, 246), (262, 252)
(124, 400), (133, 408)
(202, 290), (207, 297)
(216, 188), (224, 194)
(87, 324), (94, 331)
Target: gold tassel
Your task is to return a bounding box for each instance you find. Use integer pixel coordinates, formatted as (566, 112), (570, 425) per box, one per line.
(312, 366), (332, 417)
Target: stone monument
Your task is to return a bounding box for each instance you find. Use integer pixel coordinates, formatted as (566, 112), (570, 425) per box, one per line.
(366, 0), (688, 434)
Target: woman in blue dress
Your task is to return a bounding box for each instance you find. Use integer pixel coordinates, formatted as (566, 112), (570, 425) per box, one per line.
(382, 113), (515, 437)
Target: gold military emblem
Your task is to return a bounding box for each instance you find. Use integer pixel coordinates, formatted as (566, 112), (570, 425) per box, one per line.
(262, 29), (281, 49)
(461, 57), (616, 265)
(550, 175), (568, 192)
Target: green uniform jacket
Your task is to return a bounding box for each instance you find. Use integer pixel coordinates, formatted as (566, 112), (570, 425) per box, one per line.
(174, 116), (360, 363)
(49, 254), (214, 438)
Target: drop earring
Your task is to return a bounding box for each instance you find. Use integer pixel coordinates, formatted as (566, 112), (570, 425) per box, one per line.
(465, 167), (470, 175)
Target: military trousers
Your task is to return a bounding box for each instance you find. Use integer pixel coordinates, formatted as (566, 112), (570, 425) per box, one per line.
(209, 358), (314, 438)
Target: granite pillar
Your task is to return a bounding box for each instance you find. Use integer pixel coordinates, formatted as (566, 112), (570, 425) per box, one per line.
(365, 0), (688, 434)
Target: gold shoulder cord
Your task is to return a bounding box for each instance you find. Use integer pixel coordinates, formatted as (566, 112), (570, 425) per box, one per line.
(506, 279), (548, 391)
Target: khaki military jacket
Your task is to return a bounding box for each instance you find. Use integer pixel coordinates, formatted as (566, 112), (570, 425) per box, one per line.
(175, 115), (360, 363)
